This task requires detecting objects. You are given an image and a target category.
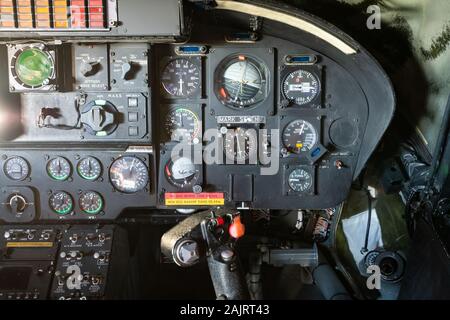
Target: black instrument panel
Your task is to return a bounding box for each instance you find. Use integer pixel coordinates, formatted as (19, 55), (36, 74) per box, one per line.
(0, 14), (394, 220)
(0, 150), (154, 222)
(155, 39), (370, 210)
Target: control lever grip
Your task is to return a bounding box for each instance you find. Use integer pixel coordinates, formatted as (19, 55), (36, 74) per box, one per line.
(206, 245), (249, 300)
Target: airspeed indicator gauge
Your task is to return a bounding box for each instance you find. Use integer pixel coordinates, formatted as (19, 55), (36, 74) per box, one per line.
(161, 58), (201, 98)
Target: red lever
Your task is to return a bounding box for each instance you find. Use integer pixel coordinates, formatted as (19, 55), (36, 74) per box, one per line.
(229, 216), (245, 239)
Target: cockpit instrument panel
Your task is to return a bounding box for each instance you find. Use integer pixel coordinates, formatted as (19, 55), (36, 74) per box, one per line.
(0, 0), (395, 221)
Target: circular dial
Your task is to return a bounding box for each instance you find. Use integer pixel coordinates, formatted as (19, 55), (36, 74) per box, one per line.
(165, 108), (201, 144)
(79, 191), (103, 215)
(77, 157), (102, 181)
(161, 58), (201, 97)
(47, 157), (72, 181)
(288, 169), (313, 193)
(14, 48), (54, 87)
(282, 120), (318, 154)
(165, 157), (198, 188)
(4, 157), (30, 181)
(215, 55), (267, 109)
(224, 127), (258, 162)
(283, 70), (320, 105)
(49, 191), (73, 215)
(110, 157), (149, 193)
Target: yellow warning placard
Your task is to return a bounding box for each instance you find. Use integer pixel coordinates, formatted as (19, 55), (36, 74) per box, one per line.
(165, 193), (225, 206)
(6, 242), (53, 248)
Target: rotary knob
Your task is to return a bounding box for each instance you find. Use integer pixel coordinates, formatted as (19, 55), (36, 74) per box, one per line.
(80, 61), (100, 77)
(8, 194), (28, 214)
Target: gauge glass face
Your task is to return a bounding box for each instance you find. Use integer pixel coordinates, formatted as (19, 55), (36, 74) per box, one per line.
(47, 157), (71, 181)
(15, 48), (54, 87)
(224, 127), (258, 162)
(77, 157), (102, 181)
(161, 58), (201, 97)
(110, 157), (149, 193)
(288, 169), (313, 193)
(4, 156), (30, 181)
(283, 70), (320, 105)
(165, 157), (198, 188)
(79, 191), (103, 215)
(165, 108), (201, 144)
(216, 55), (267, 109)
(282, 120), (318, 154)
(49, 192), (73, 215)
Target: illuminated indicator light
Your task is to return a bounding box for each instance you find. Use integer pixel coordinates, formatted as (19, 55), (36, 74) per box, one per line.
(0, 21), (14, 27)
(54, 21), (68, 28)
(18, 21), (33, 27)
(0, 7), (14, 13)
(89, 21), (104, 28)
(238, 55), (246, 61)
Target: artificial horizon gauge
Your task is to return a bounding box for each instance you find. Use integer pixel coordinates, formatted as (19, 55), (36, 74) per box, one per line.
(161, 58), (201, 97)
(3, 156), (30, 181)
(77, 157), (102, 181)
(165, 107), (201, 144)
(79, 191), (104, 215)
(282, 120), (318, 154)
(109, 156), (149, 193)
(224, 127), (258, 162)
(47, 157), (72, 181)
(288, 169), (313, 193)
(215, 55), (267, 109)
(165, 157), (199, 188)
(283, 70), (320, 105)
(49, 191), (73, 215)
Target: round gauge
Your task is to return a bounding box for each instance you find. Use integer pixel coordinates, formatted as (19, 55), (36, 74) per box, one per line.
(161, 58), (201, 97)
(288, 169), (313, 193)
(224, 127), (258, 162)
(77, 157), (102, 181)
(165, 157), (198, 188)
(79, 191), (104, 215)
(109, 157), (149, 193)
(47, 157), (72, 181)
(14, 47), (54, 88)
(283, 70), (320, 105)
(49, 191), (73, 215)
(4, 156), (30, 181)
(282, 120), (318, 154)
(165, 108), (201, 144)
(215, 55), (267, 109)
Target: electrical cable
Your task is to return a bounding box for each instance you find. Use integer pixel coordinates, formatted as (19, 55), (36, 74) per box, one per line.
(361, 188), (373, 254)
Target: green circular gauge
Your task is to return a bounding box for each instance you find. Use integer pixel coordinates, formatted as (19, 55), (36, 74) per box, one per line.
(49, 191), (73, 215)
(15, 48), (54, 87)
(77, 157), (102, 181)
(79, 191), (103, 215)
(47, 157), (71, 181)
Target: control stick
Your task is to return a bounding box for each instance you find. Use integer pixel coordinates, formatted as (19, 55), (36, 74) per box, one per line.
(161, 210), (249, 300)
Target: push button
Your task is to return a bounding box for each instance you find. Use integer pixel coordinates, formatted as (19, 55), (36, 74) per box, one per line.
(128, 97), (138, 108)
